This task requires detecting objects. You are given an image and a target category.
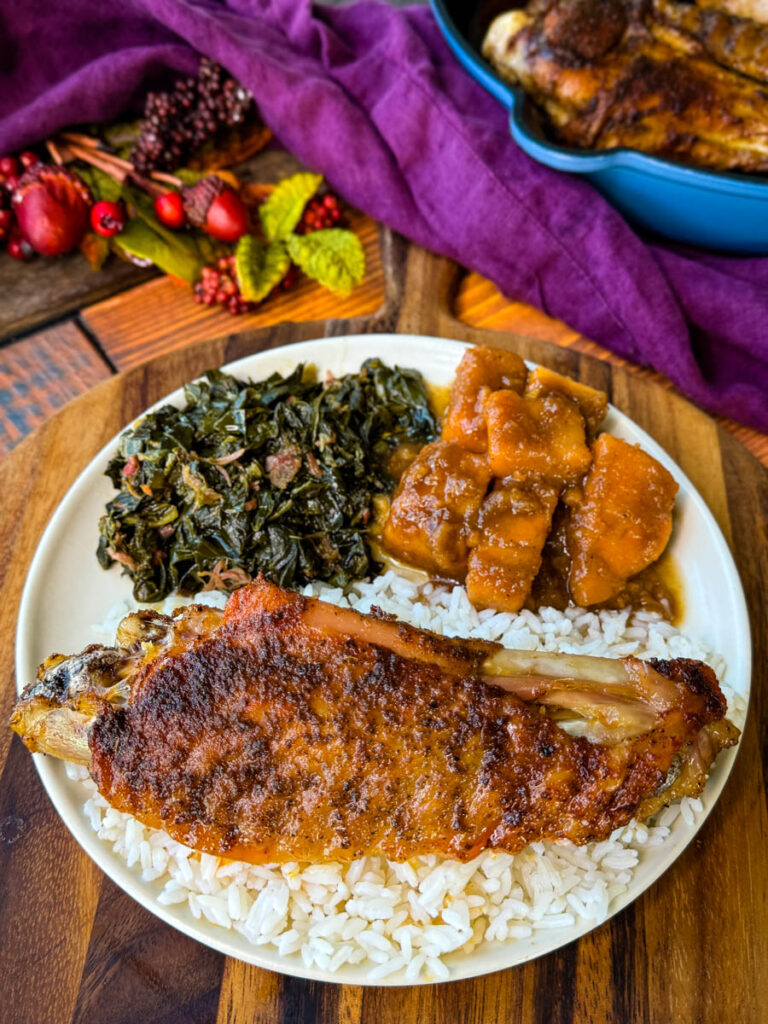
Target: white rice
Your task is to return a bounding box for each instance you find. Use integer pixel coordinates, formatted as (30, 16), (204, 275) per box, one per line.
(73, 571), (740, 981)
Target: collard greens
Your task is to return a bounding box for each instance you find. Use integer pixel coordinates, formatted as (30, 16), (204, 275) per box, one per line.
(97, 359), (437, 602)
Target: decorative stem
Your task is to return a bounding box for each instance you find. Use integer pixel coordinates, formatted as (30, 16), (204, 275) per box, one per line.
(59, 131), (101, 150)
(53, 133), (181, 194)
(151, 170), (183, 188)
(64, 143), (129, 184)
(61, 141), (170, 197)
(45, 139), (65, 166)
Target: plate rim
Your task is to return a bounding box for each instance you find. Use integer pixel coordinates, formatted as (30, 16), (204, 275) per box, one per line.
(14, 332), (752, 987)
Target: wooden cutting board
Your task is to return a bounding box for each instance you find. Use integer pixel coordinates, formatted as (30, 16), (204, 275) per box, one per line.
(1, 238), (766, 1024)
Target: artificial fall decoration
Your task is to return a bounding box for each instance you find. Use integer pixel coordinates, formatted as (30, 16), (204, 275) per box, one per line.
(0, 57), (365, 314)
(12, 165), (92, 256)
(154, 191), (186, 229)
(182, 176), (249, 242)
(90, 199), (126, 237)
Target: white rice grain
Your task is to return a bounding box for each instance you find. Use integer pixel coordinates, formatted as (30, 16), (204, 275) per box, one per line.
(75, 571), (738, 980)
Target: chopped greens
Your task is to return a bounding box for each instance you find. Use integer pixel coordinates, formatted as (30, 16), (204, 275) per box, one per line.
(97, 359), (437, 602)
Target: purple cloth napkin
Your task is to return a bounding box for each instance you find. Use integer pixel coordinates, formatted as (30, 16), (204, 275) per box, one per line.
(3, 0), (767, 433)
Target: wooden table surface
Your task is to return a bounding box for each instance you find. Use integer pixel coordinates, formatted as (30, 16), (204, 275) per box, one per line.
(1, 154), (767, 1024)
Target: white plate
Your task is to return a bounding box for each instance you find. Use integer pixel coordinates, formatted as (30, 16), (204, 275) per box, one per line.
(16, 334), (750, 986)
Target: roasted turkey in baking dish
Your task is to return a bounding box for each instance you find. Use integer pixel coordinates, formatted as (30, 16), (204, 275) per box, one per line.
(483, 0), (768, 172)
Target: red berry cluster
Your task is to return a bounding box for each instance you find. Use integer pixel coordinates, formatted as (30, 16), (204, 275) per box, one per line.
(297, 193), (343, 234)
(194, 255), (255, 316)
(0, 151), (39, 260)
(194, 252), (301, 316)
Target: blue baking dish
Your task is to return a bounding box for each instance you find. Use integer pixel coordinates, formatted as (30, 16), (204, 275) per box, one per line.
(430, 0), (768, 253)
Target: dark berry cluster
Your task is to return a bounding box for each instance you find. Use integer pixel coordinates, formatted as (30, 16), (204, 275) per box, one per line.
(297, 193), (343, 234)
(194, 256), (252, 315)
(132, 58), (255, 174)
(194, 253), (299, 315)
(194, 255), (255, 315)
(0, 151), (40, 260)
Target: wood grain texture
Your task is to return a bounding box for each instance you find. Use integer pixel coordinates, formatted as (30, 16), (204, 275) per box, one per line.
(1, 241), (766, 1024)
(0, 248), (153, 344)
(71, 879), (225, 1024)
(456, 272), (768, 468)
(0, 321), (112, 456)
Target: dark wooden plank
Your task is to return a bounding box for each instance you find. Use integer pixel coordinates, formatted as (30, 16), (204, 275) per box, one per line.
(0, 250), (153, 343)
(0, 320), (112, 455)
(72, 878), (225, 1024)
(0, 738), (102, 1024)
(215, 961), (284, 1024)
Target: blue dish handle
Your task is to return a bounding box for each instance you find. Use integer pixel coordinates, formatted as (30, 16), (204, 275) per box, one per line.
(430, 0), (517, 110)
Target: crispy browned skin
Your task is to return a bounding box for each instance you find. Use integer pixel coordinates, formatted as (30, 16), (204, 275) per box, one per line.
(697, 1), (768, 25)
(29, 580), (729, 864)
(654, 0), (768, 82)
(483, 0), (768, 172)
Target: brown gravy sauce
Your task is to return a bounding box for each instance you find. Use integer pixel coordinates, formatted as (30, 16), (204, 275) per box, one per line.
(530, 536), (682, 624)
(426, 383), (452, 419)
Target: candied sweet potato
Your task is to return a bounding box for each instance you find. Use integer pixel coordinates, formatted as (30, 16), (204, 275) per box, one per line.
(568, 434), (678, 606)
(442, 345), (527, 453)
(466, 482), (559, 612)
(381, 440), (492, 578)
(524, 366), (608, 437)
(484, 390), (592, 486)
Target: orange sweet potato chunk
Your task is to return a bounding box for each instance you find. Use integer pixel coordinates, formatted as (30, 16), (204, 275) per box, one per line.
(568, 434), (679, 606)
(484, 390), (592, 486)
(381, 440), (492, 578)
(524, 366), (608, 437)
(466, 482), (559, 612)
(441, 345), (527, 453)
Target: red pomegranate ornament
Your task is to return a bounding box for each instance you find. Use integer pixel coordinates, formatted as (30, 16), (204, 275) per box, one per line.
(12, 165), (92, 256)
(182, 176), (248, 242)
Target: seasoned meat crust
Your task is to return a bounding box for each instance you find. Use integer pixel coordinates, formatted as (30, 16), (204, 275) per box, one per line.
(86, 581), (734, 863)
(483, 0), (768, 171)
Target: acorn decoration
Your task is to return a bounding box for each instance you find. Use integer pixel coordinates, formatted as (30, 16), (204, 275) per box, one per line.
(182, 175), (249, 243)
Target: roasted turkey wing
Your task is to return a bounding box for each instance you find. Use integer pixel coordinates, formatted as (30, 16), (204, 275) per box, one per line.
(11, 580), (738, 863)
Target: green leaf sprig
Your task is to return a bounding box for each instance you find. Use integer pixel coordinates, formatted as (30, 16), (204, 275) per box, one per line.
(235, 235), (291, 302)
(259, 172), (322, 241)
(235, 172), (365, 301)
(287, 230), (365, 297)
(112, 184), (222, 284)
